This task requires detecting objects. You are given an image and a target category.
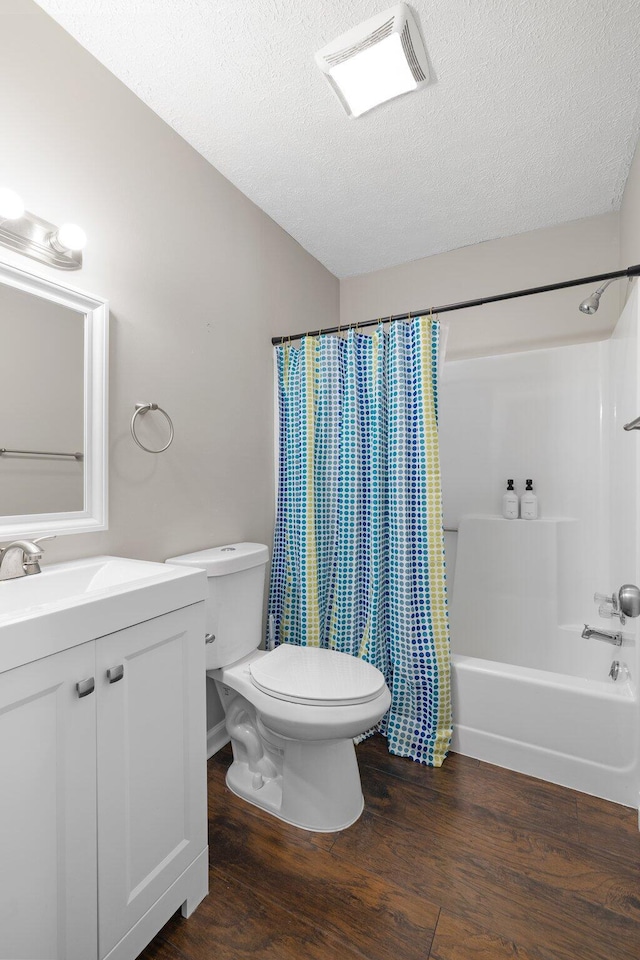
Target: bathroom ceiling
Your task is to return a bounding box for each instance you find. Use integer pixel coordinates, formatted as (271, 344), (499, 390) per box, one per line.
(34, 0), (640, 278)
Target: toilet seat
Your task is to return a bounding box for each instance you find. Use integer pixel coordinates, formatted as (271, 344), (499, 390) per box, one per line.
(249, 644), (386, 706)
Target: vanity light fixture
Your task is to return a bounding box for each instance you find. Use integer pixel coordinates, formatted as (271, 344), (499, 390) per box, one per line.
(49, 223), (87, 255)
(315, 3), (429, 118)
(0, 187), (86, 269)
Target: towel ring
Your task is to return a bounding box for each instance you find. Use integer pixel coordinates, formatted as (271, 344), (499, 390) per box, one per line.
(130, 402), (174, 454)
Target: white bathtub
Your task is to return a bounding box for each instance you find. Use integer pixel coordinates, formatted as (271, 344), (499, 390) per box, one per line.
(448, 517), (639, 807)
(451, 653), (638, 806)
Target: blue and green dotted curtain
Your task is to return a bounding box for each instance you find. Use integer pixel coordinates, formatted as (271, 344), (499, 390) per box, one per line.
(268, 318), (451, 766)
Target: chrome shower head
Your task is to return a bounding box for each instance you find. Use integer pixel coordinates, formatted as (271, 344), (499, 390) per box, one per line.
(579, 278), (618, 315)
(579, 293), (601, 315)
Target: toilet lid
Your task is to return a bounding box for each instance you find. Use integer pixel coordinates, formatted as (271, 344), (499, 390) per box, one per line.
(249, 644), (386, 706)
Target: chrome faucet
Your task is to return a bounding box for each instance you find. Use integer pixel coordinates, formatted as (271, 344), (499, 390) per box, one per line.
(0, 537), (54, 581)
(581, 624), (623, 646)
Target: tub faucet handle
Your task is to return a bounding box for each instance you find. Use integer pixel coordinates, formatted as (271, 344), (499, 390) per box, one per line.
(594, 585), (640, 623)
(594, 591), (621, 621)
(594, 591), (615, 605)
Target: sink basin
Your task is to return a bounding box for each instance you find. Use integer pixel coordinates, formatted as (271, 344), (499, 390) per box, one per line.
(0, 556), (189, 618)
(0, 555), (207, 673)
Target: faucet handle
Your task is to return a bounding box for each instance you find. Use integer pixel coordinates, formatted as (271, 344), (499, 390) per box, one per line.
(598, 602), (617, 619)
(22, 536), (56, 572)
(594, 592), (619, 619)
(594, 591), (616, 606)
(594, 586), (640, 622)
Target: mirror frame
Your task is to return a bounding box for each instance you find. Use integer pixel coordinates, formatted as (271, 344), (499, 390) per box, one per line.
(0, 260), (108, 538)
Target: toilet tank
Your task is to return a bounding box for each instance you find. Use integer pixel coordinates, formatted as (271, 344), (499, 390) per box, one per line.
(166, 543), (269, 669)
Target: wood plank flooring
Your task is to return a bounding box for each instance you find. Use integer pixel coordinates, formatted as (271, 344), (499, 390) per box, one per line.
(139, 736), (640, 960)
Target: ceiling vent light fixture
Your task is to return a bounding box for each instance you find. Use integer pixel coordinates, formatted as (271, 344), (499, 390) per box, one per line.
(315, 3), (429, 118)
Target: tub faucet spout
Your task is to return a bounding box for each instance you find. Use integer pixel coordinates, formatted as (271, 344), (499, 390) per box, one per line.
(581, 624), (623, 646)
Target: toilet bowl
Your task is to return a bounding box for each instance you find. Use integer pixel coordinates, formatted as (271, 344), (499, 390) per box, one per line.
(167, 543), (391, 832)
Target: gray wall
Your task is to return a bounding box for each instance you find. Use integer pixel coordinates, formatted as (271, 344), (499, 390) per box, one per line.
(0, 1), (339, 566)
(340, 213), (621, 360)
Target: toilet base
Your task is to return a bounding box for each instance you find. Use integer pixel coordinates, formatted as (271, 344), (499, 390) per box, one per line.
(225, 734), (365, 833)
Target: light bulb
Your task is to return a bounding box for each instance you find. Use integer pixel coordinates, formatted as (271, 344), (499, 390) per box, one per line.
(51, 223), (87, 253)
(329, 34), (417, 117)
(0, 187), (25, 220)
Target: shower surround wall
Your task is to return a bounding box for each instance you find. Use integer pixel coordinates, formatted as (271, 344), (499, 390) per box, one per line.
(439, 289), (640, 806)
(439, 340), (609, 610)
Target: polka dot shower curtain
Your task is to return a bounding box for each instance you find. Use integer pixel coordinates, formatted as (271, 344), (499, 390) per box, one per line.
(268, 318), (451, 766)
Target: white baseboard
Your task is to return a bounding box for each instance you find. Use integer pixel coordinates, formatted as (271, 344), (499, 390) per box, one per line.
(207, 719), (230, 759)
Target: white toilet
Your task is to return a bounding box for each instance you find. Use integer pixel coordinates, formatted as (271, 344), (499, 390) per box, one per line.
(167, 542), (391, 832)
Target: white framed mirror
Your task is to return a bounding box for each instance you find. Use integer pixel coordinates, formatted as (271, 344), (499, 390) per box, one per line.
(0, 260), (108, 538)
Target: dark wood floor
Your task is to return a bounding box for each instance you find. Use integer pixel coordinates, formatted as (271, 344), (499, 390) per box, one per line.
(139, 736), (640, 960)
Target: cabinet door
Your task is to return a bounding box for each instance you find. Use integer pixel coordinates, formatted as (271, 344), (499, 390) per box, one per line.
(0, 643), (97, 960)
(96, 604), (207, 958)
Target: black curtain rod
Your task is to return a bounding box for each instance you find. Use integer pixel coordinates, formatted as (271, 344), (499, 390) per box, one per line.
(271, 263), (640, 345)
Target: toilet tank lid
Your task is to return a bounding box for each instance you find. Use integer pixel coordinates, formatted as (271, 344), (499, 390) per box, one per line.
(166, 542), (269, 576)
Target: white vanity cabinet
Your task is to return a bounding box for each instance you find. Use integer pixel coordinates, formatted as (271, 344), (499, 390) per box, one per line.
(0, 641), (98, 960)
(97, 605), (207, 958)
(0, 597), (208, 960)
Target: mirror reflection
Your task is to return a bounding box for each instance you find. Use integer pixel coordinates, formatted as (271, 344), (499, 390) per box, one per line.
(0, 282), (84, 516)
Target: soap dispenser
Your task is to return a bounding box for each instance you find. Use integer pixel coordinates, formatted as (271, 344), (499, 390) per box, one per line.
(521, 479), (538, 520)
(502, 479), (519, 519)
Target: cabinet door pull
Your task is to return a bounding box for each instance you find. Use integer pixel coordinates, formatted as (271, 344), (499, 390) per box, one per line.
(107, 664), (124, 684)
(76, 677), (95, 698)
(205, 633), (216, 644)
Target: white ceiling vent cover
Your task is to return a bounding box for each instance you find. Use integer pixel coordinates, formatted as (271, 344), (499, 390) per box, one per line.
(315, 4), (429, 118)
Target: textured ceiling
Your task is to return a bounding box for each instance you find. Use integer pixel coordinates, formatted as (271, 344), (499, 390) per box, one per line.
(34, 0), (640, 277)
